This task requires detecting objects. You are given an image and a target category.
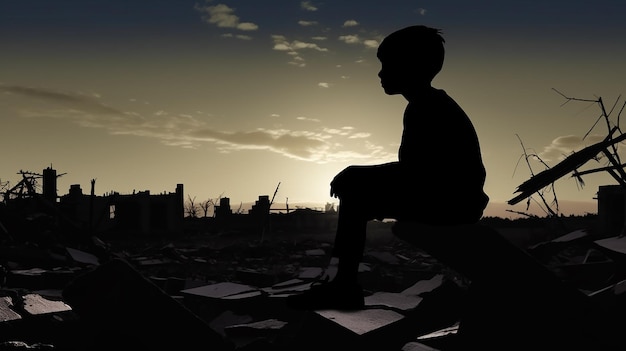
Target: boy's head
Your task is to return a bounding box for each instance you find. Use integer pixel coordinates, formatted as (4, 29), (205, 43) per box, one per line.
(377, 25), (445, 93)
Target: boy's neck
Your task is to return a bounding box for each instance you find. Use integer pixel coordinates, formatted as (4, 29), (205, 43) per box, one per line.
(402, 85), (435, 101)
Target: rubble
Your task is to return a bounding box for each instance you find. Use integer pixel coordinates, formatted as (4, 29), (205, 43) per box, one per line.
(1, 217), (624, 351)
(2, 167), (626, 350)
(0, 220), (464, 350)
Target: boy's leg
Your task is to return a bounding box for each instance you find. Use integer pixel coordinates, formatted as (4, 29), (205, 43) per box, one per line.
(286, 163), (398, 310)
(285, 198), (368, 310)
(330, 198), (368, 285)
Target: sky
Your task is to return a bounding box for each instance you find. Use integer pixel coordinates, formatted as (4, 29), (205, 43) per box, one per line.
(1, 1), (626, 219)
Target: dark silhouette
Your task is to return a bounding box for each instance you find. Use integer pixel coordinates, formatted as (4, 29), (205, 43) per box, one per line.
(286, 25), (621, 350)
(286, 25), (489, 311)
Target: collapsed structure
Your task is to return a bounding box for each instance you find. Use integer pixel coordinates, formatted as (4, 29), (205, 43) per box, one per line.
(1, 167), (185, 239)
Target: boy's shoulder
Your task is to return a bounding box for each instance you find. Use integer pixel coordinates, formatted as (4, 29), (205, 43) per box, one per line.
(409, 88), (467, 115)
(422, 87), (452, 102)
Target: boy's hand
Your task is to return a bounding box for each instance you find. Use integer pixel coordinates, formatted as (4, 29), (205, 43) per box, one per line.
(330, 182), (338, 198)
(330, 166), (353, 198)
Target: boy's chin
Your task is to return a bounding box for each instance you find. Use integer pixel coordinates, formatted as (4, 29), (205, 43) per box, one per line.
(382, 86), (400, 95)
(383, 89), (402, 95)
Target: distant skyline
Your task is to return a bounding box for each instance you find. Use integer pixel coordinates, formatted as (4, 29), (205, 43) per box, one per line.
(2, 1), (625, 219)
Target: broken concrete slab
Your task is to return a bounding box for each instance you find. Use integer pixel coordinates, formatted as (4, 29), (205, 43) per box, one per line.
(132, 257), (175, 266)
(552, 229), (590, 243)
(181, 281), (259, 299)
(416, 322), (459, 341)
(595, 235), (626, 255)
(0, 289), (82, 350)
(180, 281), (273, 324)
(304, 248), (325, 256)
(21, 293), (71, 316)
(364, 291), (423, 311)
(262, 279), (312, 297)
(221, 290), (264, 300)
(0, 296), (22, 322)
(297, 266), (323, 280)
(315, 308), (405, 335)
(65, 247), (99, 266)
(223, 318), (289, 349)
(402, 274), (444, 296)
(235, 268), (276, 287)
(401, 341), (442, 351)
(290, 307), (426, 351)
(224, 318), (288, 338)
(405, 322), (459, 351)
(62, 258), (234, 351)
(269, 278), (305, 289)
(209, 310), (254, 337)
(358, 262), (372, 272)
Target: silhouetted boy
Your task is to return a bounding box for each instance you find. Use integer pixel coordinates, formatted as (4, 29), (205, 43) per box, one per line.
(286, 25), (489, 310)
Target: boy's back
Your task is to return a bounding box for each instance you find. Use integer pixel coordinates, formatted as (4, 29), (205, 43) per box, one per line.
(399, 87), (488, 223)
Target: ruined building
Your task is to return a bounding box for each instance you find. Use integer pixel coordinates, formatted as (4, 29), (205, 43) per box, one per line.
(1, 167), (185, 239)
(59, 183), (184, 238)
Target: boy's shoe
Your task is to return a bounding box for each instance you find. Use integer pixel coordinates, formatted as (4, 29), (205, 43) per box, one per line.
(286, 279), (365, 311)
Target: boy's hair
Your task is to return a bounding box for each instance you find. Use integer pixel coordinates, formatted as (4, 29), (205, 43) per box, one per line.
(378, 25), (445, 80)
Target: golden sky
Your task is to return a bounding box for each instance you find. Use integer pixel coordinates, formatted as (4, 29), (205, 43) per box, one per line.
(1, 1), (625, 218)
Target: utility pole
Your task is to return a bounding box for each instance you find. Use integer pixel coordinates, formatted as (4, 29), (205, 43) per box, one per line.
(262, 182), (280, 242)
(89, 179), (96, 237)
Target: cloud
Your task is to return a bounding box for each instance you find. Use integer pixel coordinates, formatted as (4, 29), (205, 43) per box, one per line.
(195, 3), (258, 31)
(296, 116), (320, 122)
(298, 20), (318, 26)
(538, 134), (607, 162)
(337, 31), (383, 49)
(221, 33), (252, 40)
(342, 20), (359, 27)
(292, 40), (328, 51)
(1, 84), (395, 164)
(272, 35), (328, 67)
(188, 128), (327, 161)
(186, 127), (389, 163)
(0, 84), (132, 118)
(272, 35), (328, 52)
(349, 132), (371, 139)
(301, 1), (318, 11)
(318, 82), (330, 88)
(324, 126), (354, 137)
(416, 8), (427, 15)
(236, 23), (258, 31)
(363, 39), (380, 49)
(338, 34), (361, 44)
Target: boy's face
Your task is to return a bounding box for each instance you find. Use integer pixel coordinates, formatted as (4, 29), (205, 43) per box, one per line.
(377, 48), (430, 95)
(377, 56), (406, 95)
